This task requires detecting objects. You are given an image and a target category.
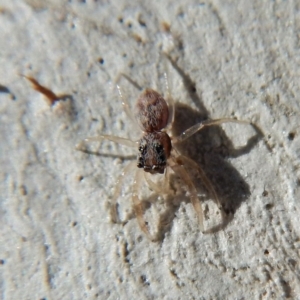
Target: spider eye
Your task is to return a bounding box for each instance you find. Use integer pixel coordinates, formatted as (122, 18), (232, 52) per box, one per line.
(159, 153), (165, 161)
(137, 156), (144, 168)
(154, 144), (162, 151)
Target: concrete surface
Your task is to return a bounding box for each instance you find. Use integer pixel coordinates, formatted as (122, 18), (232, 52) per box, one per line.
(1, 0), (300, 299)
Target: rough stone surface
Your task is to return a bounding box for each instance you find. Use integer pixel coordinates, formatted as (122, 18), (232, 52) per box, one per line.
(1, 0), (300, 299)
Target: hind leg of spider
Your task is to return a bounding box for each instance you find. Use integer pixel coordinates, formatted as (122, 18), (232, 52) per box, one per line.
(160, 53), (175, 129)
(174, 152), (235, 233)
(168, 155), (204, 232)
(110, 161), (137, 224)
(115, 72), (142, 124)
(132, 169), (157, 241)
(173, 118), (251, 144)
(175, 153), (221, 210)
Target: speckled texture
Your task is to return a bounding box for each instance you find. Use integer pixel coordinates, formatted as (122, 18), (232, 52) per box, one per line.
(1, 0), (300, 299)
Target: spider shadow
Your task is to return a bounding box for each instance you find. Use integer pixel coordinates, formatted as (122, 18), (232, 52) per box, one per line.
(149, 55), (263, 240)
(144, 102), (262, 242)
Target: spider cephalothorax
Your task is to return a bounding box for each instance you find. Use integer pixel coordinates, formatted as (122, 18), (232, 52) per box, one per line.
(137, 132), (172, 174)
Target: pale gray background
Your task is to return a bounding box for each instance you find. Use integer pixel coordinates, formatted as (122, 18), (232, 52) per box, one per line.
(1, 0), (300, 299)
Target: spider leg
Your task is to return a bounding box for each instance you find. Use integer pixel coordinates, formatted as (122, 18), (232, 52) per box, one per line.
(115, 72), (142, 91)
(143, 168), (171, 195)
(110, 161), (136, 223)
(175, 153), (222, 211)
(168, 155), (204, 232)
(160, 53), (175, 129)
(173, 152), (235, 233)
(115, 73), (142, 124)
(132, 169), (157, 241)
(76, 135), (137, 151)
(173, 118), (250, 144)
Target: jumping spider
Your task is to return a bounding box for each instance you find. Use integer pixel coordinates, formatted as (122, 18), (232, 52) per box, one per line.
(77, 73), (251, 241)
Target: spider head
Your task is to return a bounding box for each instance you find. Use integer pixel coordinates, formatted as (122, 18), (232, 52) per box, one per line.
(137, 132), (172, 174)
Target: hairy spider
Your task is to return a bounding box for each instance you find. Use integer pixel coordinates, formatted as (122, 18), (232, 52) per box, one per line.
(77, 73), (250, 240)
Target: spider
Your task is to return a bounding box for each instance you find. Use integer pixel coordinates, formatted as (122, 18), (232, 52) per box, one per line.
(77, 72), (250, 241)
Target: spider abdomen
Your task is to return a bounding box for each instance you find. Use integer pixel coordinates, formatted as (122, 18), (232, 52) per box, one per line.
(135, 89), (169, 132)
